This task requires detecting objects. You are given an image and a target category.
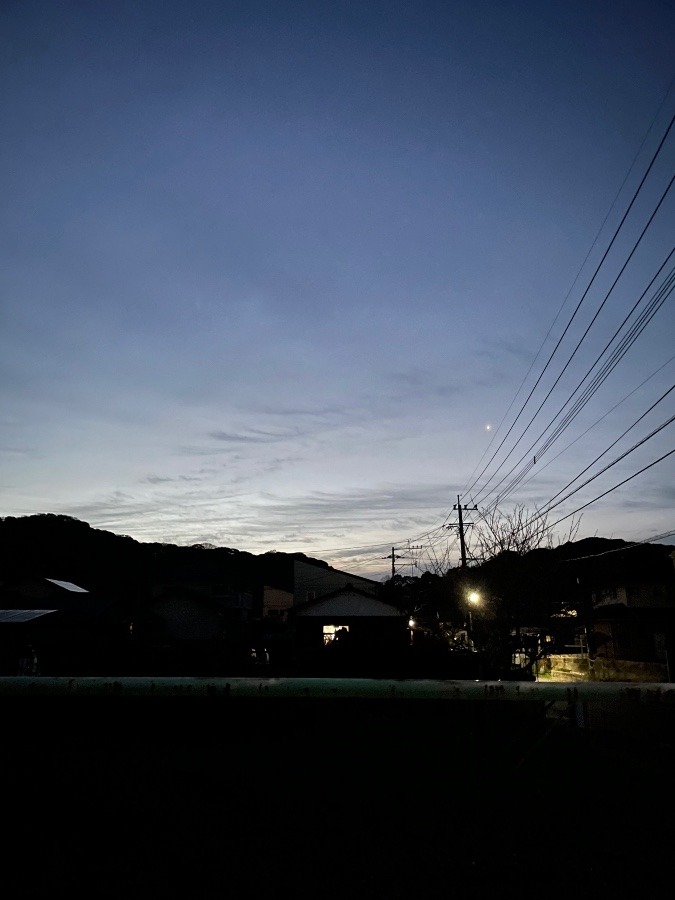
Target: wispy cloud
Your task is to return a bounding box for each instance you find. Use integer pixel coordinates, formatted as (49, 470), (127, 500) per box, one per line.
(208, 427), (302, 444)
(0, 445), (38, 457)
(142, 474), (204, 484)
(247, 405), (350, 418)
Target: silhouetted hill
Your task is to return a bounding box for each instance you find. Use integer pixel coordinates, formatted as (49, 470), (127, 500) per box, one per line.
(0, 513), (332, 596)
(548, 535), (675, 584)
(2, 515), (673, 606)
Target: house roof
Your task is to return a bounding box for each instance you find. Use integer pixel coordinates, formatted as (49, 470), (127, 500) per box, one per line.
(0, 609), (57, 623)
(293, 558), (381, 588)
(0, 576), (107, 615)
(291, 584), (405, 618)
(45, 579), (88, 592)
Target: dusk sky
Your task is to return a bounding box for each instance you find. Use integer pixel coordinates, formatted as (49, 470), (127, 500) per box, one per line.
(2, 0), (674, 580)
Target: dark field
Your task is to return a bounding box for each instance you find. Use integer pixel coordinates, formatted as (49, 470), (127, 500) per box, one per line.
(3, 691), (674, 898)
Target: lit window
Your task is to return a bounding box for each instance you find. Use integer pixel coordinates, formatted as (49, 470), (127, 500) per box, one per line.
(323, 624), (349, 645)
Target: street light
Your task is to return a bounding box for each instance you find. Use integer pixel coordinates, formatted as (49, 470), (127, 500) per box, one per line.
(467, 592), (480, 649)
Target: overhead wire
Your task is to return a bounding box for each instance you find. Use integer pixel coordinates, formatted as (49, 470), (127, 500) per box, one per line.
(464, 111), (675, 506)
(476, 259), (675, 510)
(469, 389), (675, 562)
(559, 529), (675, 562)
(472, 168), (675, 509)
(443, 104), (675, 561)
(533, 411), (675, 519)
(513, 352), (675, 493)
(461, 82), (675, 498)
(347, 86), (675, 577)
(547, 446), (675, 530)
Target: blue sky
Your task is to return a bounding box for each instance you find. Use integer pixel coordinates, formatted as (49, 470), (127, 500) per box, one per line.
(2, 0), (674, 580)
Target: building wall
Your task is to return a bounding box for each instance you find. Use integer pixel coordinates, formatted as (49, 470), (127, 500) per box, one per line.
(262, 586), (293, 621)
(292, 615), (410, 674)
(592, 620), (669, 662)
(593, 577), (675, 610)
(593, 584), (628, 607)
(626, 581), (674, 608)
(543, 654), (668, 683)
(149, 596), (224, 640)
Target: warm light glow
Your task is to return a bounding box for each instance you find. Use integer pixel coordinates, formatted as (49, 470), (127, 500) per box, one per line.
(468, 592), (480, 605)
(408, 618), (415, 628)
(323, 624), (349, 645)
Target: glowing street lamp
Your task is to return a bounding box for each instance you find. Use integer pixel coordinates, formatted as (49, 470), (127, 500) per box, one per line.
(467, 591), (480, 648)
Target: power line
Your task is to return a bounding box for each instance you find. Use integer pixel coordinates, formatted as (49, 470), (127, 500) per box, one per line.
(464, 111), (675, 504)
(538, 412), (675, 519)
(547, 446), (675, 530)
(318, 104), (675, 579)
(478, 262), (675, 511)
(461, 83), (675, 499)
(515, 353), (675, 493)
(560, 530), (675, 562)
(474, 173), (675, 509)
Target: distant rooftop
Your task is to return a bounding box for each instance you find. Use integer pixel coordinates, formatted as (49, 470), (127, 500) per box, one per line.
(0, 609), (57, 623)
(45, 579), (88, 592)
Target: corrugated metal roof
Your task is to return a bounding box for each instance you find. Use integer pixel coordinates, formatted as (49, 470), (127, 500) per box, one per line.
(0, 609), (58, 623)
(45, 578), (88, 592)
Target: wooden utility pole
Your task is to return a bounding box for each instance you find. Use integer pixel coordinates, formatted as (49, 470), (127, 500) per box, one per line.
(406, 544), (423, 576)
(383, 546), (405, 578)
(382, 544), (423, 578)
(449, 495), (478, 568)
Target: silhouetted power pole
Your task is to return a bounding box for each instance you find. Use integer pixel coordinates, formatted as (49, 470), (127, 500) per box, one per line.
(383, 543), (424, 578)
(406, 544), (423, 576)
(383, 546), (405, 578)
(447, 495), (478, 569)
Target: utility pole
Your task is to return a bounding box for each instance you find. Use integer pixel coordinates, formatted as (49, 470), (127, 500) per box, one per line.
(447, 495), (478, 569)
(406, 544), (423, 576)
(383, 546), (406, 579)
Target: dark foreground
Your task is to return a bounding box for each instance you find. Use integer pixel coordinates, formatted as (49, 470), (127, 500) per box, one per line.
(3, 687), (674, 899)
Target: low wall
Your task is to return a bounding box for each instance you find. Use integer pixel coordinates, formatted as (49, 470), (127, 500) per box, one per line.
(543, 654), (668, 683)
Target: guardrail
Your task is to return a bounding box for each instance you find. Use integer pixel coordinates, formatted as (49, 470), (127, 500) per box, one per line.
(2, 675), (674, 703)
